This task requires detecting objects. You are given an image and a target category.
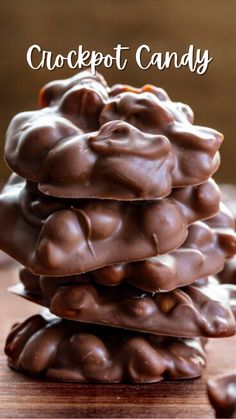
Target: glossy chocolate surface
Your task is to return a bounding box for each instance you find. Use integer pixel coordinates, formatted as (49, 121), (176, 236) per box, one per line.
(5, 72), (223, 200)
(17, 202), (236, 294)
(14, 275), (236, 338)
(207, 373), (236, 418)
(2, 72), (235, 388)
(70, 204), (236, 292)
(5, 313), (207, 383)
(0, 175), (220, 276)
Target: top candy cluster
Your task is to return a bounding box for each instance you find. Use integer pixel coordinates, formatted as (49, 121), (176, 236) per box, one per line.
(4, 71), (223, 201)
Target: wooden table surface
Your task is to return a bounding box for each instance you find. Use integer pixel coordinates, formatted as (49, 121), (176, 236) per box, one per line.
(0, 266), (235, 419)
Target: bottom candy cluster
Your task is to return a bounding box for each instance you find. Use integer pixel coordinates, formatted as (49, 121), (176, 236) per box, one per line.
(6, 312), (207, 383)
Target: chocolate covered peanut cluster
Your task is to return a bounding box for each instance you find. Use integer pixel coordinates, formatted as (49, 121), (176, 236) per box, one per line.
(5, 72), (222, 200)
(6, 313), (207, 383)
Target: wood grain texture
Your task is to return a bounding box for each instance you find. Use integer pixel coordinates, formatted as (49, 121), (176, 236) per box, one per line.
(0, 266), (235, 418)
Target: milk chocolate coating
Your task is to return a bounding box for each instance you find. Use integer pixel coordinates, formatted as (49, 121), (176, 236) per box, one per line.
(216, 185), (236, 285)
(17, 203), (236, 294)
(86, 204), (236, 292)
(207, 373), (236, 418)
(40, 71), (109, 107)
(5, 313), (207, 383)
(0, 175), (220, 276)
(5, 72), (223, 200)
(14, 275), (236, 338)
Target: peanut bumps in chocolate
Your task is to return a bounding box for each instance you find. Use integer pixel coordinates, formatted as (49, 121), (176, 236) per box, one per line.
(16, 202), (236, 293)
(14, 274), (236, 338)
(0, 175), (220, 276)
(49, 204), (235, 292)
(5, 72), (223, 200)
(5, 313), (207, 383)
(3, 72), (236, 384)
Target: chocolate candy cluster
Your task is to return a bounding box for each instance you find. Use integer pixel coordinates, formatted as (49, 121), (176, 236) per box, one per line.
(2, 72), (236, 383)
(207, 373), (236, 418)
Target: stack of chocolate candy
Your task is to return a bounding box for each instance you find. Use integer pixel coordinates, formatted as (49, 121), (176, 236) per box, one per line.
(2, 72), (236, 383)
(207, 373), (236, 418)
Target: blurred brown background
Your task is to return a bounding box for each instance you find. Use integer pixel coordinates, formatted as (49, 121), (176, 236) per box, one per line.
(0, 0), (236, 184)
